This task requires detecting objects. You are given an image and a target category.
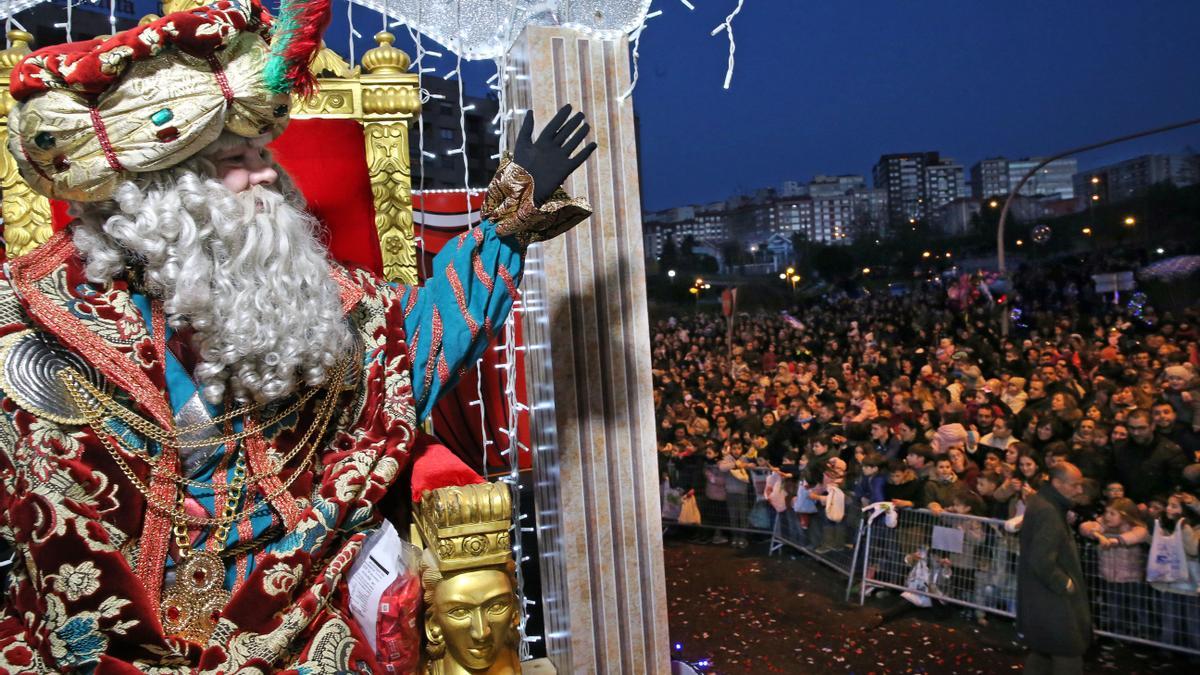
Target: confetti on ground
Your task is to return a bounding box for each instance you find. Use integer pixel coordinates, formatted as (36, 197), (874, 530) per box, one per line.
(663, 531), (1183, 674)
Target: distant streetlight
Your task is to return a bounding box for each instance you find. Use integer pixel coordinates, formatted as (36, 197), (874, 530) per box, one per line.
(862, 267), (871, 274)
(922, 251), (931, 258)
(786, 266), (795, 275)
(1016, 239), (1024, 246)
(1091, 176), (1101, 185)
(989, 200), (999, 208)
(1091, 194), (1100, 201)
(944, 251), (952, 258)
(994, 115), (1200, 340)
(667, 269), (676, 279)
(1124, 216), (1136, 227)
(1156, 247), (1165, 254)
(1082, 227), (1092, 235)
(696, 277), (704, 285)
(779, 273), (787, 280)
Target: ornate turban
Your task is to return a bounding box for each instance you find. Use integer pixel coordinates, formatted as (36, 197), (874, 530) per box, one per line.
(6, 0), (330, 202)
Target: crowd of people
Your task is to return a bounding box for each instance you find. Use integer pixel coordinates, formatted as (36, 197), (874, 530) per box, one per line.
(654, 260), (1200, 648)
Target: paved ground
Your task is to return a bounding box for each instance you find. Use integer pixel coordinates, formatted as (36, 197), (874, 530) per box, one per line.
(663, 530), (1195, 674)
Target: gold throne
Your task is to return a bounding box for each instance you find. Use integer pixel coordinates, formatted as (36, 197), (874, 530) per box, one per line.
(0, 4), (522, 671)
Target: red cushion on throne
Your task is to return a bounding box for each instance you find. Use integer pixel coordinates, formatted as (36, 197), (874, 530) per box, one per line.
(268, 119), (384, 276)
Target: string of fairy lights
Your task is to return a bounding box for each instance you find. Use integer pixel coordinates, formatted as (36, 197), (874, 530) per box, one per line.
(13, 1), (746, 91)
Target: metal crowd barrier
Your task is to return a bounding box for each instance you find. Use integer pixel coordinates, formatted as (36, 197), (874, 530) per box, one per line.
(662, 482), (1200, 657)
(848, 505), (1200, 657)
(661, 467), (865, 577)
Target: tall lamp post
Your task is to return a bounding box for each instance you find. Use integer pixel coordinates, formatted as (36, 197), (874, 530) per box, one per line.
(996, 115), (1200, 336)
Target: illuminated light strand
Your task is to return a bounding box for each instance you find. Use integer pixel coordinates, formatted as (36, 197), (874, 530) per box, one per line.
(346, 1), (361, 67)
(499, 296), (532, 659)
(52, 0), (72, 41)
(710, 0), (746, 89)
(488, 7), (533, 653)
(454, 1), (470, 203)
(397, 0), (433, 280)
(619, 9), (661, 101)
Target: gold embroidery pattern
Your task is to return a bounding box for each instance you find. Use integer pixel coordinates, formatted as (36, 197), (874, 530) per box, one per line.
(481, 154), (592, 248)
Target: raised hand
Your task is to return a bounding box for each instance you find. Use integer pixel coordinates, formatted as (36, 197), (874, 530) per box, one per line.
(514, 104), (597, 206)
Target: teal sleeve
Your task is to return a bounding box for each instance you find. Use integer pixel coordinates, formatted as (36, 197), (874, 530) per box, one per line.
(398, 220), (524, 423)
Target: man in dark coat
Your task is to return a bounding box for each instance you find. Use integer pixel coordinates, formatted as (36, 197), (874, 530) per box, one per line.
(1114, 408), (1189, 504)
(1017, 462), (1091, 674)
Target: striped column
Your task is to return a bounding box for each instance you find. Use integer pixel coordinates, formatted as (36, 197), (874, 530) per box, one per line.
(504, 26), (671, 675)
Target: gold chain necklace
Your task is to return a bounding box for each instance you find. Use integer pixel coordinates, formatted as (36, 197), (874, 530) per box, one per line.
(59, 357), (348, 492)
(63, 369), (321, 448)
(159, 439), (247, 643)
(58, 355), (348, 526)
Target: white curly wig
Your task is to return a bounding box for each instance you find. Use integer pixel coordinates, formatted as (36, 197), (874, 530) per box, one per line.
(69, 133), (354, 405)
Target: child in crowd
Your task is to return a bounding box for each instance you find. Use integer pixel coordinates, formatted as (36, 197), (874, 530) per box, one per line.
(804, 433), (835, 485)
(941, 490), (985, 613)
(719, 441), (754, 548)
(885, 460), (924, 509)
(1103, 481), (1126, 505)
(853, 452), (888, 508)
(905, 443), (935, 480)
(877, 461), (925, 586)
(1149, 493), (1200, 652)
(975, 470), (1012, 520)
(701, 447), (730, 545)
(1144, 495), (1166, 522)
(1080, 497), (1150, 636)
(971, 503), (1020, 624)
(924, 458), (964, 515)
(845, 451), (887, 537)
(775, 449), (806, 544)
(811, 457), (849, 554)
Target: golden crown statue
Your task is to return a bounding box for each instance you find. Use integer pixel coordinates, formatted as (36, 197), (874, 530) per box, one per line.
(417, 482), (515, 572)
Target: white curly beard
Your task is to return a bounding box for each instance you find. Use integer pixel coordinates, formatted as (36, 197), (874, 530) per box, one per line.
(70, 159), (354, 405)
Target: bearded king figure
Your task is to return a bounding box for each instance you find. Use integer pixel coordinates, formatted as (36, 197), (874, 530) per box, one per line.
(0, 0), (595, 671)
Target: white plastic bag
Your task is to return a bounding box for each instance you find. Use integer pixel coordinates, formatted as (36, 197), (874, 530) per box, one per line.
(764, 472), (788, 513)
(661, 480), (683, 521)
(1147, 520), (1189, 584)
(793, 483), (819, 514)
(901, 552), (933, 608)
(825, 485), (845, 523)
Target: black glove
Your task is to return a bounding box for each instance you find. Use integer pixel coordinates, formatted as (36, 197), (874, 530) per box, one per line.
(513, 104), (597, 206)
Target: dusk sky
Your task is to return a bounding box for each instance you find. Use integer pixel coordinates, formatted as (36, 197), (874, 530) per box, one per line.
(288, 1), (1200, 211)
(631, 1), (1200, 211)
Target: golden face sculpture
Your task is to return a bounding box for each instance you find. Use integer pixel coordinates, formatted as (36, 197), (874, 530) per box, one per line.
(426, 567), (518, 674)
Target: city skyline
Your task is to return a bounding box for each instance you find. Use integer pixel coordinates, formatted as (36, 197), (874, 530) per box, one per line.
(632, 1), (1200, 212)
